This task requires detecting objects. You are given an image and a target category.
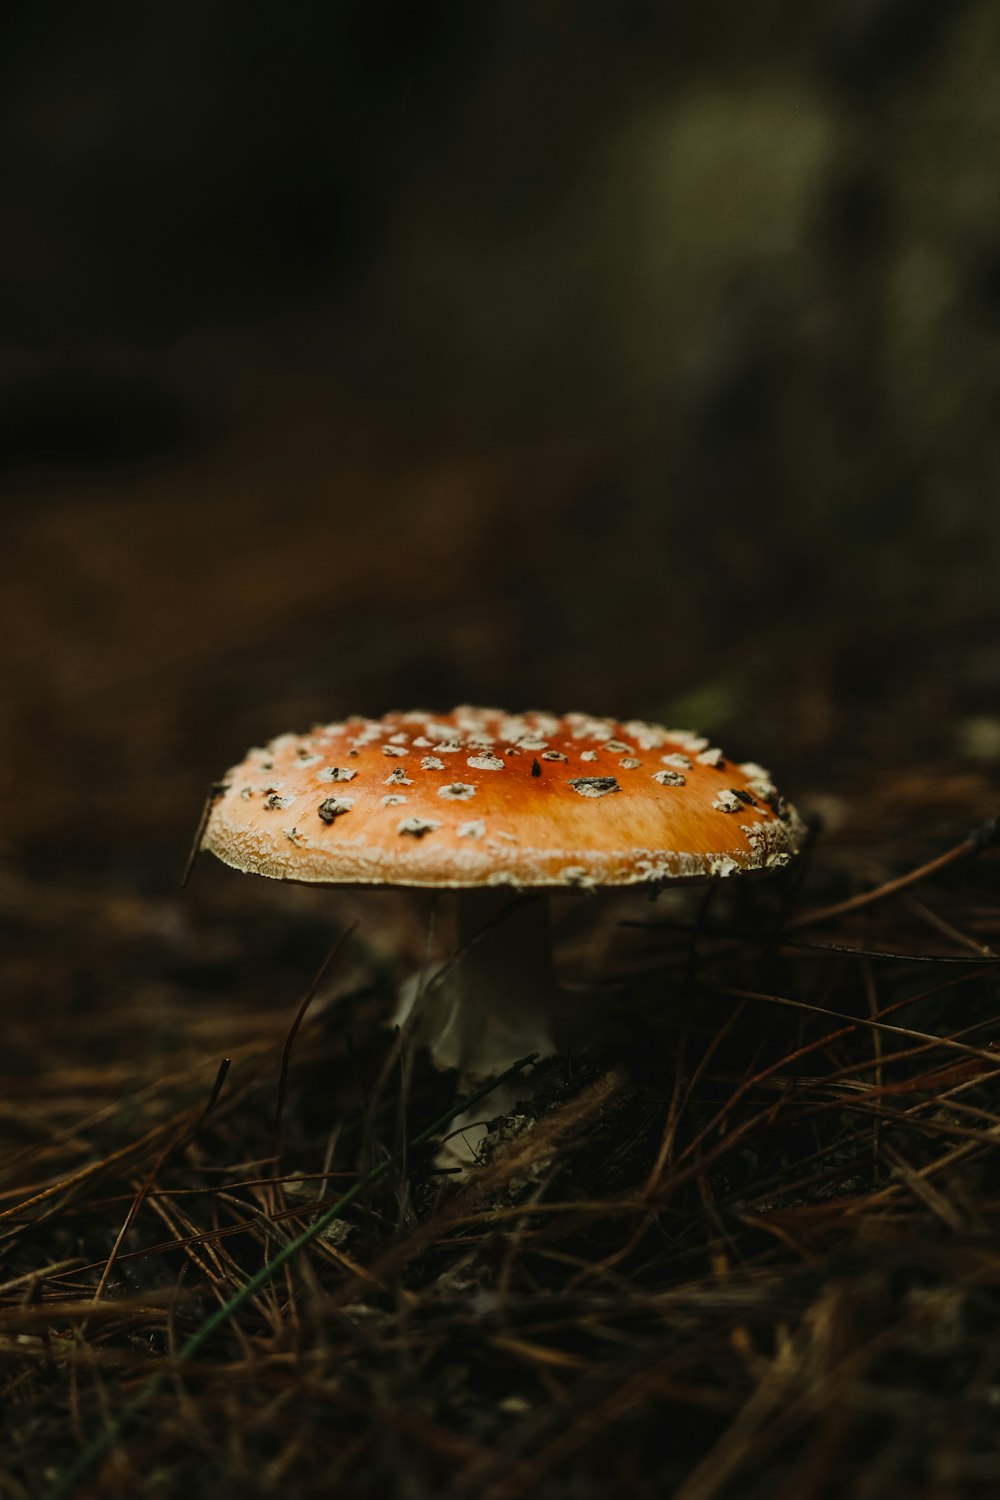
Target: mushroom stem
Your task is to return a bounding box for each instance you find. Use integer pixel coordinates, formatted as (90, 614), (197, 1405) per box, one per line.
(395, 889), (561, 1078)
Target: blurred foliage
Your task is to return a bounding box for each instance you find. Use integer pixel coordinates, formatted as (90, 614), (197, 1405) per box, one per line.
(1, 0), (998, 866)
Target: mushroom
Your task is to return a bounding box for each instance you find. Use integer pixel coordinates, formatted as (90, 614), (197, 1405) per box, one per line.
(204, 707), (804, 1082)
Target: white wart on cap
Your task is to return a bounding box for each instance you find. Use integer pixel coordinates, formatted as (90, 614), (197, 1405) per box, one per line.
(205, 707), (803, 889)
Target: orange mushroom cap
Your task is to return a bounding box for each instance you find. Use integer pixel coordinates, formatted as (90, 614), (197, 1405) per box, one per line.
(204, 706), (804, 889)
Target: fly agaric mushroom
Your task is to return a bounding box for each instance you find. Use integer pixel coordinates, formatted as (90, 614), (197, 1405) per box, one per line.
(203, 708), (803, 1078)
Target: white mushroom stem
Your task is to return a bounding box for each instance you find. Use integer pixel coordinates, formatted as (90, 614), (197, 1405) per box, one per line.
(393, 889), (562, 1079)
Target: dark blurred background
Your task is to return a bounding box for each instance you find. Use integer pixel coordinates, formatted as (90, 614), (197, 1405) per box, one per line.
(3, 0), (999, 887)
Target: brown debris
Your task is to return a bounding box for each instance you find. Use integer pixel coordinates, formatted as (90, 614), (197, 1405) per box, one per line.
(2, 744), (1000, 1499)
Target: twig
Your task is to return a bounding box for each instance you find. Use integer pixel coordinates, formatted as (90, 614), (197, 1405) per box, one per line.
(179, 783), (228, 889)
(275, 925), (357, 1135)
(783, 815), (1000, 933)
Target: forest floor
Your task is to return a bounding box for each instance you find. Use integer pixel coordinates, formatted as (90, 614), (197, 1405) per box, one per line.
(3, 753), (999, 1498)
